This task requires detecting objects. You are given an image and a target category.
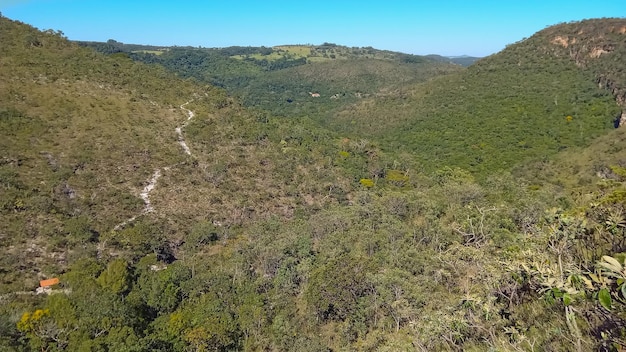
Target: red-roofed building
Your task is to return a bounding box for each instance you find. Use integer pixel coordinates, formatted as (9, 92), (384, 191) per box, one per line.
(39, 277), (59, 288)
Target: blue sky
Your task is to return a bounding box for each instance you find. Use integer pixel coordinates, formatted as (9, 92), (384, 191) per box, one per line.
(1, 1), (624, 56)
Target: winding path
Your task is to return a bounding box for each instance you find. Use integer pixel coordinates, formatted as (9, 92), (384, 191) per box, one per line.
(177, 102), (195, 156)
(113, 101), (195, 230)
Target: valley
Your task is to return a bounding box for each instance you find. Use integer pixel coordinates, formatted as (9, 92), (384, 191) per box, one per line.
(1, 14), (626, 351)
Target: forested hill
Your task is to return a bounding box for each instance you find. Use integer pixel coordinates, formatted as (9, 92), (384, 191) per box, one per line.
(333, 18), (626, 176)
(3, 14), (626, 352)
(0, 15), (358, 287)
(536, 18), (626, 116)
(78, 20), (626, 179)
(78, 41), (465, 119)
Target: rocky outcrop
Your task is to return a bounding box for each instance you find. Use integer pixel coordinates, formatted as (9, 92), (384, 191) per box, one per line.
(545, 20), (626, 128)
(596, 76), (626, 105)
(617, 110), (626, 128)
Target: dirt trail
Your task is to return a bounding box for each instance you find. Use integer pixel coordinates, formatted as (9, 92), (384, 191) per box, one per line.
(177, 102), (195, 156)
(113, 101), (195, 230)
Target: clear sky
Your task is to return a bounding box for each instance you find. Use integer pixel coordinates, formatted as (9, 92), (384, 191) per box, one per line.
(1, 0), (624, 57)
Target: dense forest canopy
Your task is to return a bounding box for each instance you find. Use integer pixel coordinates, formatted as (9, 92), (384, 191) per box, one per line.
(1, 14), (626, 351)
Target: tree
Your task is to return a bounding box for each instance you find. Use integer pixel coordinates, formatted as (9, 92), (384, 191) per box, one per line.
(306, 254), (374, 321)
(136, 262), (191, 314)
(98, 259), (131, 295)
(17, 294), (77, 351)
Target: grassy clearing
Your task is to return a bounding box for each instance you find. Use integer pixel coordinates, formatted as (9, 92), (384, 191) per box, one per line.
(274, 45), (312, 57)
(231, 46), (315, 61)
(132, 49), (167, 55)
(231, 52), (286, 61)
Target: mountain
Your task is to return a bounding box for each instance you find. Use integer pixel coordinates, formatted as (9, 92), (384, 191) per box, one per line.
(81, 26), (624, 178)
(78, 41), (465, 120)
(2, 14), (626, 352)
(0, 16), (201, 290)
(332, 18), (625, 176)
(539, 18), (626, 122)
(0, 17), (363, 279)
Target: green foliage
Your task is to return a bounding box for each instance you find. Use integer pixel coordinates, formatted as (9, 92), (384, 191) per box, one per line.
(330, 20), (624, 178)
(359, 178), (375, 188)
(306, 254), (375, 321)
(611, 165), (626, 179)
(185, 221), (220, 251)
(97, 259), (131, 295)
(137, 263), (191, 314)
(3, 14), (626, 352)
(385, 169), (409, 187)
(599, 287), (613, 310)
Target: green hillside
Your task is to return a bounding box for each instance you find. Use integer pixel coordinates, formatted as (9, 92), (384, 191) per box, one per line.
(2, 14), (626, 352)
(0, 17), (362, 287)
(333, 19), (625, 177)
(83, 26), (623, 179)
(79, 41), (462, 121)
(236, 56), (461, 118)
(0, 17), (203, 287)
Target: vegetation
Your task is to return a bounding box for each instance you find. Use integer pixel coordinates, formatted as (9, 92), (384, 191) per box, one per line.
(1, 14), (626, 351)
(79, 40), (464, 122)
(331, 19), (625, 177)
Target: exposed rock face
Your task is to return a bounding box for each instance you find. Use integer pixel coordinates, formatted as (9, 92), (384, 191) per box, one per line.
(597, 75), (626, 128)
(545, 20), (626, 129)
(551, 36), (571, 47)
(589, 45), (614, 58)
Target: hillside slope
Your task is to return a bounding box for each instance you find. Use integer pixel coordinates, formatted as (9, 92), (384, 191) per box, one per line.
(3, 15), (626, 352)
(237, 56), (461, 119)
(79, 41), (463, 121)
(0, 16), (204, 287)
(0, 17), (363, 290)
(334, 18), (625, 176)
(539, 18), (626, 122)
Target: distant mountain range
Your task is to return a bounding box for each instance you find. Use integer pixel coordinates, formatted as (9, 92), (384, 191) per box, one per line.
(77, 39), (481, 66)
(424, 54), (481, 66)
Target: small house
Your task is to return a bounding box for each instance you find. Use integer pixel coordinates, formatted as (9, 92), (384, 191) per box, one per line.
(36, 278), (59, 294)
(39, 278), (59, 287)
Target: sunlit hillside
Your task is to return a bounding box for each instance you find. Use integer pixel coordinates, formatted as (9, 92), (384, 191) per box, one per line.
(2, 14), (626, 352)
(332, 19), (626, 176)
